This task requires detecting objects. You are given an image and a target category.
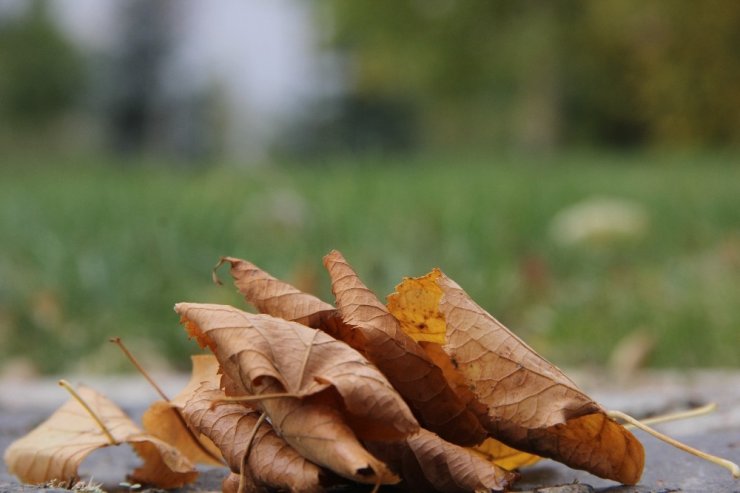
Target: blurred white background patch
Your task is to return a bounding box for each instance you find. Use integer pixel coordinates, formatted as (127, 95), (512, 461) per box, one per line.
(550, 196), (650, 247)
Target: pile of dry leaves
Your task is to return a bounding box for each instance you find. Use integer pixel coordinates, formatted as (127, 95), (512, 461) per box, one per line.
(4, 250), (655, 492)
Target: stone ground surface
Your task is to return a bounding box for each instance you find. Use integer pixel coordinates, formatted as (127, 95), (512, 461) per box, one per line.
(1, 370), (739, 493)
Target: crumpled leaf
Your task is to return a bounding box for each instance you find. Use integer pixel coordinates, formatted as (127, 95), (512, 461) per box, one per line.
(3, 385), (197, 488)
(323, 250), (488, 447)
(368, 428), (516, 493)
(182, 381), (327, 493)
(387, 268), (645, 484)
(175, 302), (415, 485)
(141, 354), (223, 466)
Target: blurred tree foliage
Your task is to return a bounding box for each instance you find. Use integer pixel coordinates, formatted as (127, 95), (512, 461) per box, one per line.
(326, 0), (740, 151)
(0, 1), (84, 131)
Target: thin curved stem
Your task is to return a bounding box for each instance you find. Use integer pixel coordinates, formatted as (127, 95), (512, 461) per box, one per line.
(238, 412), (267, 493)
(624, 402), (717, 429)
(110, 337), (225, 465)
(609, 409), (739, 479)
(59, 380), (117, 445)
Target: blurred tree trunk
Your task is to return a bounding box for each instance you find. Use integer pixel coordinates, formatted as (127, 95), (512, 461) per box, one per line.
(106, 0), (174, 156)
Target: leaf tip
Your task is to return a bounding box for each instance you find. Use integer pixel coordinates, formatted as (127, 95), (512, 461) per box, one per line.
(212, 256), (232, 286)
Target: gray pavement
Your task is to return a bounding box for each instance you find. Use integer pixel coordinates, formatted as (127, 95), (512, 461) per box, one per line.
(1, 370), (739, 492)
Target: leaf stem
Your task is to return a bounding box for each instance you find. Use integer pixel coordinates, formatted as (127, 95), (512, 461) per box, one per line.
(295, 330), (318, 392)
(238, 412), (267, 493)
(211, 392), (300, 408)
(109, 337), (169, 401)
(624, 402), (717, 429)
(110, 337), (225, 466)
(212, 257), (228, 286)
(608, 409), (740, 479)
(58, 380), (118, 446)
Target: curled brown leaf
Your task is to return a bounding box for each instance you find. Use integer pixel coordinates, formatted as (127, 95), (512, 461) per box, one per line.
(175, 302), (414, 485)
(323, 250), (488, 447)
(182, 382), (327, 493)
(368, 428), (516, 493)
(388, 269), (645, 484)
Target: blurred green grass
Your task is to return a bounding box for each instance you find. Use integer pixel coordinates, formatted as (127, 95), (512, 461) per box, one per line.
(1, 152), (739, 373)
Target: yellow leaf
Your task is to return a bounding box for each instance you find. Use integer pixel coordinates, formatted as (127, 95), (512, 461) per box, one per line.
(386, 269), (447, 344)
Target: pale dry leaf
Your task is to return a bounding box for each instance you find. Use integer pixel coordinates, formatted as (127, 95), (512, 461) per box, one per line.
(3, 385), (197, 488)
(323, 250), (487, 447)
(387, 269), (645, 484)
(141, 354), (223, 466)
(182, 382), (327, 493)
(175, 302), (413, 485)
(368, 428), (516, 493)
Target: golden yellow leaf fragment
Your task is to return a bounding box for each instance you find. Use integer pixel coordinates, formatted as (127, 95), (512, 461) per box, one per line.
(472, 438), (541, 471)
(141, 354), (223, 466)
(387, 272), (447, 344)
(3, 385), (197, 488)
(323, 250), (488, 447)
(182, 382), (327, 493)
(387, 269), (645, 484)
(175, 302), (414, 485)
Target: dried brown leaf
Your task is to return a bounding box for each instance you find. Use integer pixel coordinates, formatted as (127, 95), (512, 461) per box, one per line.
(222, 256), (334, 326)
(223, 256), (364, 348)
(175, 302), (414, 485)
(368, 428), (516, 493)
(182, 382), (327, 493)
(387, 269), (645, 484)
(221, 472), (243, 493)
(141, 354), (223, 466)
(3, 386), (197, 488)
(323, 250), (487, 446)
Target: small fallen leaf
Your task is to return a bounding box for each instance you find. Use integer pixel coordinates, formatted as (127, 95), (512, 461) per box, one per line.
(387, 268), (645, 484)
(3, 385), (197, 488)
(176, 302), (414, 485)
(141, 354), (223, 466)
(323, 250), (488, 447)
(368, 428), (516, 493)
(182, 381), (327, 493)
